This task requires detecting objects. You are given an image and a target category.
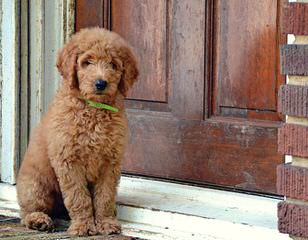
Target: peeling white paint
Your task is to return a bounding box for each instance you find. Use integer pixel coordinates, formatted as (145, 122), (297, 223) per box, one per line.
(28, 0), (75, 134)
(1, 0), (20, 183)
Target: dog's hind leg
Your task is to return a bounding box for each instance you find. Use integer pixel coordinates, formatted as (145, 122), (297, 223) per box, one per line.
(17, 162), (58, 231)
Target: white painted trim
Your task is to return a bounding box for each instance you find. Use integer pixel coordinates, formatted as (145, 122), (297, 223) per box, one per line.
(119, 177), (279, 229)
(60, 0), (75, 44)
(43, 0), (75, 112)
(0, 182), (16, 202)
(19, 0), (76, 167)
(29, 0), (44, 133)
(287, 34), (295, 44)
(0, 176), (291, 240)
(1, 0), (20, 184)
(28, 0), (75, 134)
(119, 206), (288, 240)
(0, 0), (76, 184)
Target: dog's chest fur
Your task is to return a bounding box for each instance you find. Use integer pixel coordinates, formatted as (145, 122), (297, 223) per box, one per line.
(47, 99), (127, 182)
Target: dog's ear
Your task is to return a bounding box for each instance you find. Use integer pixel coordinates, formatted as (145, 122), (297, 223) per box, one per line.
(56, 41), (79, 90)
(118, 47), (139, 97)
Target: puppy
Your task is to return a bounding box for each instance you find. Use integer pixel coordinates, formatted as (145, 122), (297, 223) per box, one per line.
(16, 27), (138, 236)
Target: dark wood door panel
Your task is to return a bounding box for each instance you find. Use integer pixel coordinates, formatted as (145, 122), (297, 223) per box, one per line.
(124, 111), (281, 193)
(112, 0), (167, 102)
(75, 0), (285, 194)
(213, 0), (285, 117)
(76, 0), (110, 30)
(113, 0), (206, 120)
(169, 0), (206, 120)
(219, 107), (281, 121)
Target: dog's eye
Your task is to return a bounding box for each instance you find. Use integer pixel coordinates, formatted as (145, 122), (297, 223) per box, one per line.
(110, 62), (117, 70)
(82, 60), (92, 67)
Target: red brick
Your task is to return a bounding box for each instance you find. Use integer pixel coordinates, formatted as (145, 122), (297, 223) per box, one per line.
(278, 202), (308, 237)
(282, 3), (308, 35)
(278, 84), (308, 117)
(280, 45), (308, 76)
(277, 164), (308, 200)
(278, 124), (308, 157)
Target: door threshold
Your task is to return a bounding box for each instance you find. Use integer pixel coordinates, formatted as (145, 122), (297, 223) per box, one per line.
(0, 176), (291, 240)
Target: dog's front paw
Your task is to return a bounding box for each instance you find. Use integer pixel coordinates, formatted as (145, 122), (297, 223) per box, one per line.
(23, 212), (54, 231)
(68, 218), (97, 236)
(96, 217), (121, 235)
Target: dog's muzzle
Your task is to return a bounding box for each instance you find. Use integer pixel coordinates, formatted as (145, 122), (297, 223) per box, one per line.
(95, 79), (108, 91)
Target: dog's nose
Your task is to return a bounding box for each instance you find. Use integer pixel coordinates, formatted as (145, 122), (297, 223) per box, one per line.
(95, 79), (108, 91)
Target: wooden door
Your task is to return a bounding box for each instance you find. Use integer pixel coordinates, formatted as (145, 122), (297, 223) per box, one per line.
(76, 0), (285, 194)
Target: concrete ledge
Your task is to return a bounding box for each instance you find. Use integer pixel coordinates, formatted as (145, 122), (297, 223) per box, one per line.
(0, 176), (291, 240)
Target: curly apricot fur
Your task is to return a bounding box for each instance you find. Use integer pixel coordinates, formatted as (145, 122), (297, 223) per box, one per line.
(16, 28), (138, 236)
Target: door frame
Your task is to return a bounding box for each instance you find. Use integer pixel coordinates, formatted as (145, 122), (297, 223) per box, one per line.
(0, 0), (75, 184)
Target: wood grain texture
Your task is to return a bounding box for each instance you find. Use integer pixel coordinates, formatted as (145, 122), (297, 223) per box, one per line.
(281, 2), (308, 35)
(20, 0), (29, 175)
(123, 111), (282, 194)
(111, 0), (167, 102)
(280, 44), (308, 76)
(213, 0), (283, 115)
(220, 107), (281, 121)
(278, 84), (308, 117)
(76, 0), (110, 30)
(169, 0), (205, 119)
(76, 0), (284, 194)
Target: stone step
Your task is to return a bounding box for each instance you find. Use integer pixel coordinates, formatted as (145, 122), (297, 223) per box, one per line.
(0, 176), (292, 240)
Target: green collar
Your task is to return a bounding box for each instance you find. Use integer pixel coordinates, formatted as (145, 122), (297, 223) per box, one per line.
(79, 97), (119, 112)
